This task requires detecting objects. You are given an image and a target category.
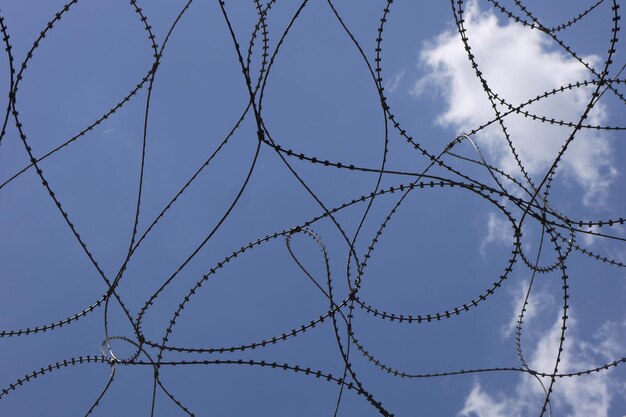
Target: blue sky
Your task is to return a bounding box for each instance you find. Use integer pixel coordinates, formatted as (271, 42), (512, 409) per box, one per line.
(0, 0), (625, 416)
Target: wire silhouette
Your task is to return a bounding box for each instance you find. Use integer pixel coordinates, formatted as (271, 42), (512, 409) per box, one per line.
(0, 0), (624, 416)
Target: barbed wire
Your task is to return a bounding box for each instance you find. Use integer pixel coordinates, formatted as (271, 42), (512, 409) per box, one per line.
(0, 0), (624, 416)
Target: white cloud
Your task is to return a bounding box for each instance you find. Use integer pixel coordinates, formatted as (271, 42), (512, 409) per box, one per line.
(414, 0), (617, 206)
(580, 224), (600, 246)
(459, 303), (625, 417)
(529, 315), (613, 417)
(459, 384), (512, 417)
(385, 69), (405, 94)
(481, 211), (512, 256)
(501, 279), (552, 338)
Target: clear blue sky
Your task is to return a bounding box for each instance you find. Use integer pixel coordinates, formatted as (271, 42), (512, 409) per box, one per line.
(1, 1), (625, 416)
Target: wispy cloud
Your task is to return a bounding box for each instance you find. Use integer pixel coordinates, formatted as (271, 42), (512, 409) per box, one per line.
(500, 279), (553, 339)
(480, 211), (512, 257)
(460, 289), (625, 417)
(385, 69), (405, 94)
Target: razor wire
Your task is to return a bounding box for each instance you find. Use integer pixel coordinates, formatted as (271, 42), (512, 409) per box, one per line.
(0, 0), (625, 416)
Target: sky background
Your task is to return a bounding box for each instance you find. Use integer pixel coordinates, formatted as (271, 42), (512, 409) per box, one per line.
(0, 0), (625, 416)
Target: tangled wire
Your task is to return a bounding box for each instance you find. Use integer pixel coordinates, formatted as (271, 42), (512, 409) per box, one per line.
(1, 0), (625, 416)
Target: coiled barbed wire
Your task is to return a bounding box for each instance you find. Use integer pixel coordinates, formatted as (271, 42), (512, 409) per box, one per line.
(0, 0), (624, 416)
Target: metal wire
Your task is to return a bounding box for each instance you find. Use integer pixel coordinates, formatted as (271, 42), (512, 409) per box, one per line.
(0, 0), (624, 416)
